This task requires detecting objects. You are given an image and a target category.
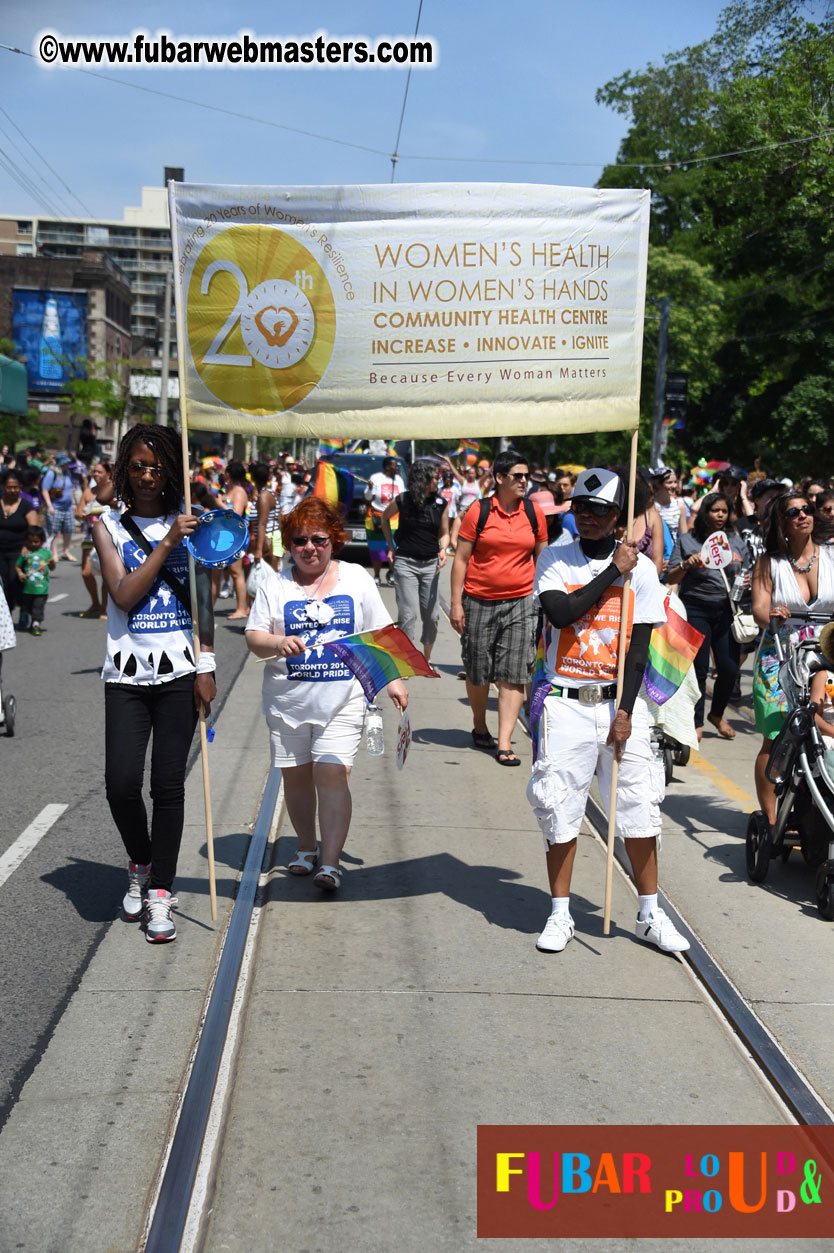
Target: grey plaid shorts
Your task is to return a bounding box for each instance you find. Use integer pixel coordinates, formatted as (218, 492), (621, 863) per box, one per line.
(461, 593), (538, 685)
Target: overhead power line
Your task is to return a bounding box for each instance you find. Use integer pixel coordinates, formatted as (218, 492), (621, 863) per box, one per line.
(0, 40), (831, 183)
(0, 144), (66, 218)
(0, 104), (95, 217)
(0, 116), (76, 217)
(390, 0), (423, 183)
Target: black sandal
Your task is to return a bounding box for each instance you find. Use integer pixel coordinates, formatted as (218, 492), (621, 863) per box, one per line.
(496, 749), (521, 766)
(472, 729), (497, 750)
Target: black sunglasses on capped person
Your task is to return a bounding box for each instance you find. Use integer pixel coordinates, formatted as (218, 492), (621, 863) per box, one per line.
(784, 504), (815, 519)
(573, 499), (617, 517)
(290, 534), (331, 548)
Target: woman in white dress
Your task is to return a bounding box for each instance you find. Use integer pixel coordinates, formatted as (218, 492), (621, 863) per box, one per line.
(751, 492), (834, 824)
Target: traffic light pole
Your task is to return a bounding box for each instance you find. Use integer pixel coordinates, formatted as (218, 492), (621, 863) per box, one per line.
(650, 296), (670, 466)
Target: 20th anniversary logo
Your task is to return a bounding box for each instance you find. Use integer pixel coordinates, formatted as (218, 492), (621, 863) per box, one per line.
(186, 224), (336, 415)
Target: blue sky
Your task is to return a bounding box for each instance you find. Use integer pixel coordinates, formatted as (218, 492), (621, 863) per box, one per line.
(1, 1), (730, 220)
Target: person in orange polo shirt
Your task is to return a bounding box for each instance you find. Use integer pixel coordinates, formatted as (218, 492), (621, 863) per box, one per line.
(450, 451), (548, 765)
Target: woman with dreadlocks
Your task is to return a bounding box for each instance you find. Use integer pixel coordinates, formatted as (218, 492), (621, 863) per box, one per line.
(93, 424), (216, 943)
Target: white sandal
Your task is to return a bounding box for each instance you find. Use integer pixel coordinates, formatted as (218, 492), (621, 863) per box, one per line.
(313, 864), (342, 891)
(288, 848), (318, 875)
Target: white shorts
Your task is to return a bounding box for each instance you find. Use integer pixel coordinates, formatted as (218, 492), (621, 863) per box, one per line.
(266, 690), (365, 767)
(527, 695), (664, 848)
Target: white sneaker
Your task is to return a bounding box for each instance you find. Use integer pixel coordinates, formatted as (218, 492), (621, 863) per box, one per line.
(123, 861), (151, 921)
(635, 908), (690, 953)
(145, 889), (178, 943)
(536, 912), (575, 952)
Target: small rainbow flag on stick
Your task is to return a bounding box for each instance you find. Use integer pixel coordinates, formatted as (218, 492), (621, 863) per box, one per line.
(321, 624), (438, 703)
(644, 600), (704, 705)
(313, 460), (354, 511)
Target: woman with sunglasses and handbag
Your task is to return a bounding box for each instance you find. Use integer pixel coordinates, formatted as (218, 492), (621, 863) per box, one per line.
(94, 424), (216, 943)
(751, 492), (834, 825)
(665, 491), (749, 741)
(245, 496), (407, 892)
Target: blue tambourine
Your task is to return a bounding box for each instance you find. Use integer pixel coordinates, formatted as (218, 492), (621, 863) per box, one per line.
(185, 509), (249, 568)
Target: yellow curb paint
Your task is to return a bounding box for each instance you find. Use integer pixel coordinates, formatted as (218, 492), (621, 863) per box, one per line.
(689, 749), (757, 809)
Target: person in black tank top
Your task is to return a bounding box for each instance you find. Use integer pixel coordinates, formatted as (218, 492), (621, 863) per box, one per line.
(381, 460), (450, 670)
(0, 471), (40, 612)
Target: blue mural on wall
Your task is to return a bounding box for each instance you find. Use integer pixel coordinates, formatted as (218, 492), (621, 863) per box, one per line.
(11, 289), (88, 392)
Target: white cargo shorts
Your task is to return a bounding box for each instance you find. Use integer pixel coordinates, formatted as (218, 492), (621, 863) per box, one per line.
(527, 694), (664, 848)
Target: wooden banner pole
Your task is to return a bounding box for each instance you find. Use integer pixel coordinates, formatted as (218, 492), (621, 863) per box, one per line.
(603, 427), (639, 936)
(169, 181), (217, 922)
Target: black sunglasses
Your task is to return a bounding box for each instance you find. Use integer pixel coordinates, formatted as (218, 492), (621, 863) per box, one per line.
(573, 499), (616, 517)
(502, 471), (529, 482)
(784, 505), (815, 519)
(291, 534), (331, 548)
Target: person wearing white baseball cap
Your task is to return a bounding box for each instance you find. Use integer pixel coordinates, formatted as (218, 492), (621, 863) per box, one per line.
(527, 468), (690, 955)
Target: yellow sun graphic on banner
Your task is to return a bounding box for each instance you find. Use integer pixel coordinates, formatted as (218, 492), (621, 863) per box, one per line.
(187, 226), (336, 415)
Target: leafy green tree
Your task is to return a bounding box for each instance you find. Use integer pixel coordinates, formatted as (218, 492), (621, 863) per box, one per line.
(596, 0), (834, 471)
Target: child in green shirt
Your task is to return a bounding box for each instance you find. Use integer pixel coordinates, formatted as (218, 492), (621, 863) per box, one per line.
(16, 526), (56, 635)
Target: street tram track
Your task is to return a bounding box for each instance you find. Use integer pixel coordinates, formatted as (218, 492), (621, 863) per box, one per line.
(139, 599), (833, 1249)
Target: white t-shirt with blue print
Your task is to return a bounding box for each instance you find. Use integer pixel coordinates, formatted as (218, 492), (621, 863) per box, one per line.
(100, 507), (196, 685)
(247, 562), (391, 727)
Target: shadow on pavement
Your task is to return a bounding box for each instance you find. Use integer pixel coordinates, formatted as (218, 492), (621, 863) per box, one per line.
(267, 848), (551, 933)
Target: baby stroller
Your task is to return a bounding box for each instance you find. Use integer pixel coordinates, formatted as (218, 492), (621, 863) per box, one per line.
(746, 612), (834, 918)
(0, 657), (15, 737)
(650, 727), (690, 786)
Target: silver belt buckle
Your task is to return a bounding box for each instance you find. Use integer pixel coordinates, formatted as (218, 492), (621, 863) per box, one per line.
(577, 684), (604, 706)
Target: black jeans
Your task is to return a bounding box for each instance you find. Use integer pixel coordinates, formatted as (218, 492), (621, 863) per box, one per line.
(685, 601), (740, 727)
(105, 676), (198, 891)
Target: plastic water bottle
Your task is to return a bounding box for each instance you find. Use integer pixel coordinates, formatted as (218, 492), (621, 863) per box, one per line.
(364, 704), (385, 755)
(731, 570), (745, 602)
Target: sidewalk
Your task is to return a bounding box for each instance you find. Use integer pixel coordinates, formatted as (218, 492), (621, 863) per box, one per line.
(201, 620), (788, 1252)
(0, 608), (795, 1252)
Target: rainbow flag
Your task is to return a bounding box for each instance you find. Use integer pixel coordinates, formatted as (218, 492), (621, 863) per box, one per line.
(644, 600), (704, 705)
(320, 624), (438, 703)
(313, 460), (354, 511)
(318, 438), (345, 457)
(528, 628), (552, 763)
(460, 438), (480, 452)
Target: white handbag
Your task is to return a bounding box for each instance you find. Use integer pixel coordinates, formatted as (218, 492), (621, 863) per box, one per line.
(719, 568), (759, 644)
(245, 560), (269, 598)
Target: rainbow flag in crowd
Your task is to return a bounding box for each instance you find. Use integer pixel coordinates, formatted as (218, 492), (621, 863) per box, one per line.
(321, 624), (438, 703)
(644, 600), (704, 705)
(318, 438), (345, 456)
(528, 628), (552, 763)
(313, 460), (354, 510)
(527, 601), (703, 760)
(460, 438), (480, 452)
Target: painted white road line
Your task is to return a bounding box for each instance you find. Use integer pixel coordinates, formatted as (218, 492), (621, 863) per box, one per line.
(47, 593), (68, 603)
(0, 804), (68, 890)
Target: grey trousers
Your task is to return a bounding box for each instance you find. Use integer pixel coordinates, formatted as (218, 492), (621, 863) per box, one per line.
(393, 554), (440, 648)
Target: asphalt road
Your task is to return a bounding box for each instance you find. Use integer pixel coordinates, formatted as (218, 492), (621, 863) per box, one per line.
(0, 545), (253, 1127)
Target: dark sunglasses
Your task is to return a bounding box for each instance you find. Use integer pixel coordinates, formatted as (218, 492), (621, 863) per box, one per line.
(503, 471), (529, 482)
(290, 534), (331, 548)
(128, 462), (164, 478)
(784, 505), (815, 519)
(573, 499), (616, 517)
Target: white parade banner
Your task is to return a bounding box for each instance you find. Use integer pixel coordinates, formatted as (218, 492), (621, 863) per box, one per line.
(169, 182), (650, 438)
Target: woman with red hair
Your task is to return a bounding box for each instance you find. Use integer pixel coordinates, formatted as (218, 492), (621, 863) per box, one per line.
(245, 497), (408, 890)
